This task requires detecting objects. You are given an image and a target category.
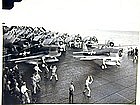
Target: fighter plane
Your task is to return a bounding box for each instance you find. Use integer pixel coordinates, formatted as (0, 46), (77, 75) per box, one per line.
(4, 44), (61, 64)
(3, 26), (62, 64)
(83, 36), (98, 47)
(65, 34), (82, 49)
(73, 42), (123, 69)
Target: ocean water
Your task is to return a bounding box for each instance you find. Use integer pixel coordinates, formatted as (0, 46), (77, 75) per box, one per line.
(91, 31), (139, 46)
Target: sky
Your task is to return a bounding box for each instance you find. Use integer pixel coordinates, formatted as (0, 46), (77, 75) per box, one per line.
(1, 0), (140, 35)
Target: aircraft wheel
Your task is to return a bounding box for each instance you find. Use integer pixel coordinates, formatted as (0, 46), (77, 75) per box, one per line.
(110, 42), (114, 47)
(116, 64), (120, 67)
(133, 57), (137, 63)
(101, 64), (105, 70)
(101, 64), (107, 69)
(116, 61), (121, 66)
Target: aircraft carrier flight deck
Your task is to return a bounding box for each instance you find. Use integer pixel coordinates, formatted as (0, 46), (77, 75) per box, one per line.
(2, 26), (138, 104)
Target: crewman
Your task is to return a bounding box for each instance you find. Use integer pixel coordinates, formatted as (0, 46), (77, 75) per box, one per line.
(41, 56), (49, 78)
(13, 64), (19, 79)
(21, 82), (30, 103)
(133, 47), (138, 62)
(13, 82), (21, 98)
(34, 64), (42, 73)
(83, 75), (94, 98)
(42, 56), (46, 64)
(69, 81), (75, 103)
(31, 72), (41, 94)
(102, 59), (107, 69)
(50, 65), (58, 81)
(13, 64), (18, 71)
(5, 81), (12, 95)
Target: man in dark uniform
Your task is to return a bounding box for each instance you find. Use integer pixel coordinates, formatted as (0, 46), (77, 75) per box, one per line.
(69, 81), (74, 103)
(133, 47), (138, 62)
(135, 47), (138, 57)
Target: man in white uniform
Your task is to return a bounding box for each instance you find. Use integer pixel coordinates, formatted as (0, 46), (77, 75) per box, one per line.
(31, 72), (41, 94)
(34, 64), (42, 73)
(83, 75), (94, 98)
(50, 65), (58, 81)
(21, 82), (30, 103)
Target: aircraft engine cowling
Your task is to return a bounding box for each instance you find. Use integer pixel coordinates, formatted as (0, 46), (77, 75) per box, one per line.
(90, 36), (98, 43)
(109, 42), (114, 47)
(59, 41), (64, 45)
(92, 36), (98, 42)
(76, 38), (80, 42)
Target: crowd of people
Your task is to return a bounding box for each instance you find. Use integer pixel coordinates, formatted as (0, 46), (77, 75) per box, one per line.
(3, 63), (30, 104)
(3, 59), (59, 104)
(3, 60), (95, 104)
(128, 47), (138, 62)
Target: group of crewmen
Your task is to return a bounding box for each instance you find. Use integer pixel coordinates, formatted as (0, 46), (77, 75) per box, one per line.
(26, 60), (95, 104)
(3, 56), (95, 104)
(128, 47), (138, 62)
(29, 59), (59, 103)
(3, 64), (30, 104)
(3, 57), (59, 104)
(32, 57), (59, 95)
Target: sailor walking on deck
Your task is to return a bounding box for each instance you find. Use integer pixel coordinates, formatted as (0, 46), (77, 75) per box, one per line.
(83, 75), (94, 98)
(50, 65), (58, 81)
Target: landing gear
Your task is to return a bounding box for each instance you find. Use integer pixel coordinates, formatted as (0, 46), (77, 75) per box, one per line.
(116, 60), (121, 67)
(101, 64), (107, 70)
(110, 42), (114, 47)
(133, 56), (138, 63)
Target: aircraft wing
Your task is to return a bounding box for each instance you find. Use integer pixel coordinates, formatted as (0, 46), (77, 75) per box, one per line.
(73, 49), (110, 56)
(73, 51), (89, 54)
(80, 56), (107, 60)
(73, 55), (120, 61)
(26, 56), (59, 64)
(7, 51), (61, 63)
(7, 54), (44, 63)
(73, 55), (107, 60)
